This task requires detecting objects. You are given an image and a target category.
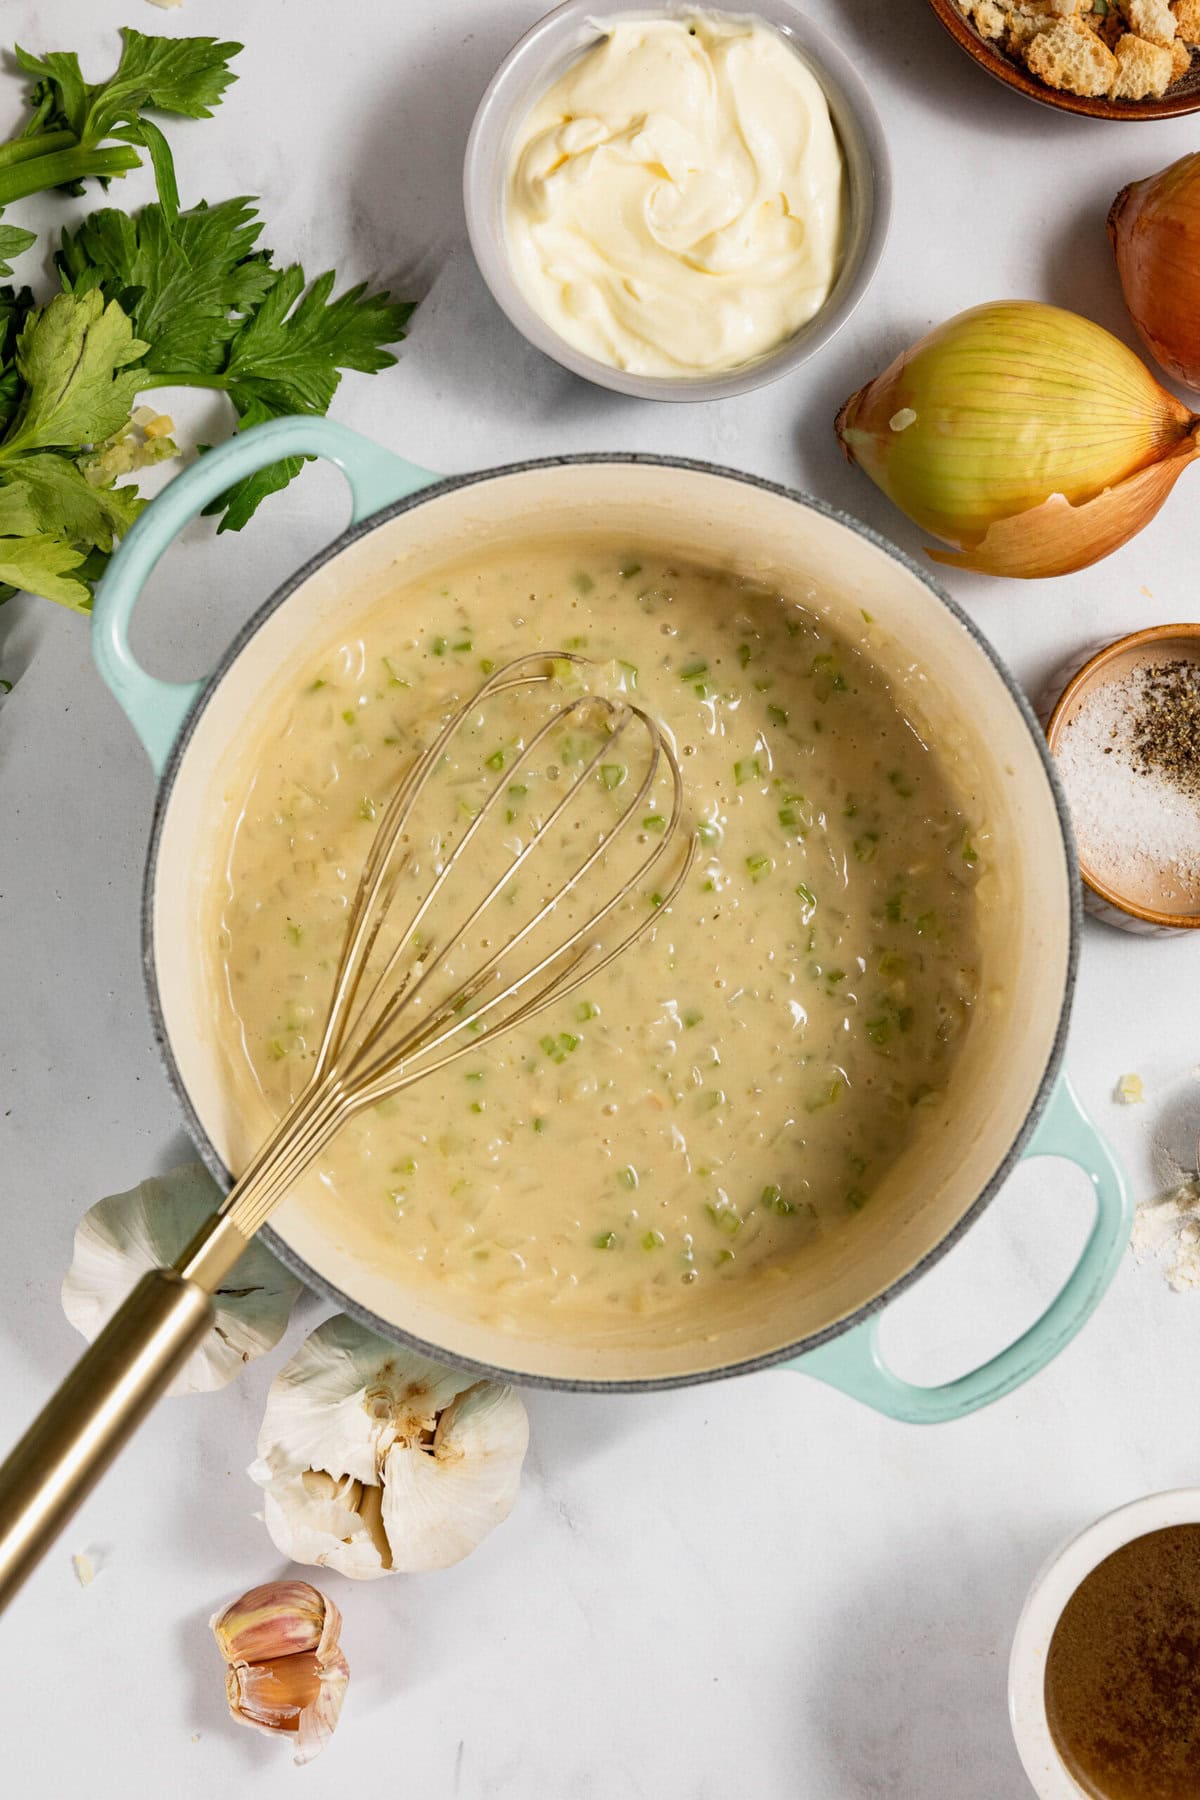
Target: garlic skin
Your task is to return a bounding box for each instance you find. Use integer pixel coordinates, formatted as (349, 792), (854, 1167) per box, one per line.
(249, 1314), (529, 1577)
(836, 301), (1200, 578)
(1111, 153), (1200, 392)
(211, 1580), (348, 1765)
(62, 1164), (302, 1395)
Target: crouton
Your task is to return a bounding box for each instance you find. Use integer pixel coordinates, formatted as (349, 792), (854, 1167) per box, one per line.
(1006, 1), (1072, 47)
(1095, 5), (1127, 47)
(1121, 0), (1177, 43)
(956, 0), (1191, 91)
(966, 0), (1008, 37)
(1172, 0), (1200, 43)
(1026, 14), (1121, 87)
(1109, 28), (1175, 89)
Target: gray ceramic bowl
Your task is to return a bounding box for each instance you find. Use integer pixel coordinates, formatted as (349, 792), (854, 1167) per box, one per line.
(463, 0), (892, 402)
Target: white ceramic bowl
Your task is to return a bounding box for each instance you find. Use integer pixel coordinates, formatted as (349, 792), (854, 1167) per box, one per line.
(463, 0), (892, 401)
(1009, 1488), (1200, 1797)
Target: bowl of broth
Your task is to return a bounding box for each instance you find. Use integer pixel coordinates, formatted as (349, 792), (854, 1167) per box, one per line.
(1010, 1488), (1200, 1798)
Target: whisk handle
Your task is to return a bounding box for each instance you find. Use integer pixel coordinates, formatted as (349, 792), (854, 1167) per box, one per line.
(0, 1269), (213, 1613)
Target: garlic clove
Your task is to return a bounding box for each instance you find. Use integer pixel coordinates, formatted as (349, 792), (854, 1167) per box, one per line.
(294, 1646), (351, 1767)
(211, 1578), (338, 1664)
(258, 1470), (394, 1580)
(227, 1652), (323, 1732)
(928, 444), (1200, 579)
(836, 301), (1200, 578)
(62, 1164), (302, 1394)
(250, 1314), (529, 1577)
(381, 1378), (530, 1572)
(212, 1580), (348, 1765)
(226, 1648), (351, 1766)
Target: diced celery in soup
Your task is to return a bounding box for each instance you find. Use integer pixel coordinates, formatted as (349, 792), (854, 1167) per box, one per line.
(210, 549), (984, 1336)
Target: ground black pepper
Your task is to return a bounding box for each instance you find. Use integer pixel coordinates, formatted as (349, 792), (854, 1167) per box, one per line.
(1127, 659), (1200, 800)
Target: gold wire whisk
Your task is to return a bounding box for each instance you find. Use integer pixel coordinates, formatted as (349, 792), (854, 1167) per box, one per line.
(205, 650), (692, 1241)
(0, 651), (693, 1609)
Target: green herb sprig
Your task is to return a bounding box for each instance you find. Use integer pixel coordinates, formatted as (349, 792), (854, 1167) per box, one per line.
(0, 28), (413, 613)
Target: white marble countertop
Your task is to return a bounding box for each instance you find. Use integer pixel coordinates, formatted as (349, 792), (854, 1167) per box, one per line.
(2, 1), (1199, 1794)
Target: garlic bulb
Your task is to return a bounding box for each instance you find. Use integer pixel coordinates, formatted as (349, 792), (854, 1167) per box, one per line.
(211, 1579), (349, 1764)
(249, 1314), (529, 1576)
(62, 1163), (302, 1395)
(836, 301), (1200, 578)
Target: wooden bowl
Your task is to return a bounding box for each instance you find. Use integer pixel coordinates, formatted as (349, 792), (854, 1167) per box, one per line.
(926, 0), (1200, 119)
(1045, 624), (1200, 934)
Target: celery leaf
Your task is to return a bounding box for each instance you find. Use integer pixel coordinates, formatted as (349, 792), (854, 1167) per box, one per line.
(2, 455), (142, 548)
(0, 222), (37, 280)
(58, 198), (273, 376)
(0, 531), (91, 609)
(223, 266), (414, 415)
(3, 290), (147, 455)
(14, 30), (241, 146)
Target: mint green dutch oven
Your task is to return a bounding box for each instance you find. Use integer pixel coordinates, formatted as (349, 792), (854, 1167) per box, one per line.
(92, 417), (1133, 1420)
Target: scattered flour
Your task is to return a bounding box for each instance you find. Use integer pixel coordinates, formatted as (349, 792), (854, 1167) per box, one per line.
(1131, 1140), (1200, 1293)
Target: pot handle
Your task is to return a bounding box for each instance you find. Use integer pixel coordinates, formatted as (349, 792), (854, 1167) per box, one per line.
(788, 1075), (1131, 1423)
(92, 417), (439, 774)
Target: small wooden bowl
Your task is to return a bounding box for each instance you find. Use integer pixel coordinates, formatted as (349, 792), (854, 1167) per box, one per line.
(926, 0), (1200, 120)
(1045, 624), (1200, 935)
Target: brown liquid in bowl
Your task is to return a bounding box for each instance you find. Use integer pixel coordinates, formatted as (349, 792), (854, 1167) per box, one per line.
(1045, 1523), (1200, 1800)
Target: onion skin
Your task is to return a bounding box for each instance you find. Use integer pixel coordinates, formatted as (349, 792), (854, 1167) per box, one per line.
(1110, 153), (1200, 392)
(928, 450), (1197, 579)
(836, 301), (1200, 579)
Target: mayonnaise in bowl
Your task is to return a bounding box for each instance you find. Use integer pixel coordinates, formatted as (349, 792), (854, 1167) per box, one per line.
(503, 12), (846, 379)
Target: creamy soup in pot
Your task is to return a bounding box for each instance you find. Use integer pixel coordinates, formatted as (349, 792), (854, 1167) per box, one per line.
(209, 547), (985, 1338)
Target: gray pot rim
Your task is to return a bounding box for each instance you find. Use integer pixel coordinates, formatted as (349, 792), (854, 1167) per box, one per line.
(141, 453), (1081, 1392)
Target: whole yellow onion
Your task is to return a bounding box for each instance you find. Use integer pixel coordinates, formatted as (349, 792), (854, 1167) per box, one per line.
(1110, 153), (1200, 392)
(836, 301), (1199, 579)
